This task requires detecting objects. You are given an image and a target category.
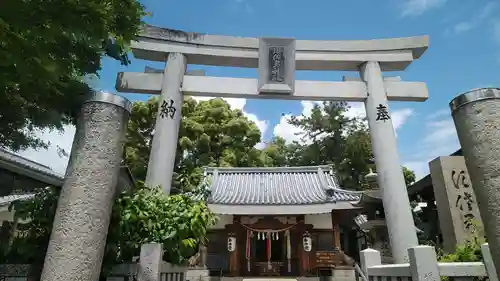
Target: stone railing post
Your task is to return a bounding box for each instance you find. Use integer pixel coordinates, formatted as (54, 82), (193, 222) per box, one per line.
(200, 244), (208, 268)
(408, 246), (440, 281)
(450, 88), (500, 279)
(40, 92), (132, 281)
(138, 243), (163, 281)
(360, 248), (381, 275)
(481, 243), (499, 281)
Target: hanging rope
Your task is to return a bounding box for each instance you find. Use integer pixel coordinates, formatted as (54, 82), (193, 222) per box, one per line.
(246, 230), (251, 272)
(286, 229), (291, 272)
(236, 220), (303, 233)
(266, 232), (272, 269)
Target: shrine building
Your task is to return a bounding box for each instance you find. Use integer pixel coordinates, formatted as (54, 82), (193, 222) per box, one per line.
(196, 165), (366, 278)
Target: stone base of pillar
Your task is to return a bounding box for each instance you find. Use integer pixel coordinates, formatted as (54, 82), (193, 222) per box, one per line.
(138, 243), (163, 281)
(187, 268), (210, 281)
(331, 268), (356, 281)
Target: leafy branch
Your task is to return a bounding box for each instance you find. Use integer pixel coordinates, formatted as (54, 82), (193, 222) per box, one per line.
(2, 182), (217, 281)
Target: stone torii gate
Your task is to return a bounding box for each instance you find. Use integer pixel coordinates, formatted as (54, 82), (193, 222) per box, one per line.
(116, 25), (429, 263)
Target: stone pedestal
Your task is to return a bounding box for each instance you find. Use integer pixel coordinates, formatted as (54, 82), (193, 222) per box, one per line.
(370, 226), (393, 264)
(40, 92), (131, 281)
(138, 243), (163, 281)
(450, 88), (500, 279)
(331, 268), (356, 281)
(429, 156), (483, 253)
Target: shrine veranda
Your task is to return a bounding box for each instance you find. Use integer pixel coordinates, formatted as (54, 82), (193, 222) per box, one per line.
(116, 25), (430, 268)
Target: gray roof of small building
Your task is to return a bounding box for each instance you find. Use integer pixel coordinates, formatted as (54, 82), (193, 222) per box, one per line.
(0, 148), (136, 192)
(0, 148), (64, 186)
(203, 165), (361, 215)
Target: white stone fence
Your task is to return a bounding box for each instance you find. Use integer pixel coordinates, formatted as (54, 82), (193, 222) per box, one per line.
(106, 262), (186, 281)
(0, 243), (187, 281)
(360, 244), (498, 281)
(106, 243), (187, 281)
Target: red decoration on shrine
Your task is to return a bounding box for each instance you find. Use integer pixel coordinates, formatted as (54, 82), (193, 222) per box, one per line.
(266, 232), (272, 268)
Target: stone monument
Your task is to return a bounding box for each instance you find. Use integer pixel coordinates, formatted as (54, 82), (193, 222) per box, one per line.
(450, 87), (500, 278)
(40, 92), (132, 281)
(429, 156), (483, 252)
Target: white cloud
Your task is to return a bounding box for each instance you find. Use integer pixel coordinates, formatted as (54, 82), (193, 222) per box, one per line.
(392, 108), (414, 131)
(16, 125), (75, 175)
(403, 109), (460, 180)
(400, 0), (447, 17)
(273, 101), (414, 144)
(453, 22), (475, 33)
(426, 108), (450, 120)
(272, 101), (318, 145)
(452, 2), (498, 34)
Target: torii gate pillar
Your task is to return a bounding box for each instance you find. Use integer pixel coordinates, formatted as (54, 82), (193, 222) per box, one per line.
(361, 61), (419, 263)
(146, 53), (186, 193)
(117, 25), (429, 263)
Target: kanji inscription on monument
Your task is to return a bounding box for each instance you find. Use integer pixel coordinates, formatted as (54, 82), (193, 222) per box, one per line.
(376, 104), (391, 122)
(452, 169), (475, 229)
(159, 99), (176, 119)
(258, 37), (296, 94)
(269, 46), (285, 83)
(429, 156), (484, 253)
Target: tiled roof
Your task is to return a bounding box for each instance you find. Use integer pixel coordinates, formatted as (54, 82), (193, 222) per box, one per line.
(0, 148), (136, 193)
(203, 165), (361, 214)
(0, 148), (64, 186)
(206, 165), (359, 205)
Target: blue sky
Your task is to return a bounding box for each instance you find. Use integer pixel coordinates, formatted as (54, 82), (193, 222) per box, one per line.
(19, 0), (500, 180)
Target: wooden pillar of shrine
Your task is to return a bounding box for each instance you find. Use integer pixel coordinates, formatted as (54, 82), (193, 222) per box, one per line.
(298, 217), (313, 276)
(226, 218), (241, 276)
(331, 211), (342, 251)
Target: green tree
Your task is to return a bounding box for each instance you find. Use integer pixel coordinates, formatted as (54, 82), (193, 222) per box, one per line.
(1, 187), (59, 280)
(260, 136), (297, 167)
(124, 97), (266, 191)
(276, 101), (415, 190)
(279, 101), (373, 190)
(4, 183), (217, 281)
(0, 0), (146, 151)
(403, 166), (416, 186)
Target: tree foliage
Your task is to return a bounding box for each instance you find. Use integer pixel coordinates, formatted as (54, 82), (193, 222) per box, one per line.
(106, 182), (217, 267)
(124, 97), (265, 191)
(436, 222), (486, 281)
(125, 98), (416, 191)
(403, 166), (416, 186)
(0, 187), (59, 279)
(265, 101), (415, 190)
(2, 184), (216, 280)
(0, 0), (146, 151)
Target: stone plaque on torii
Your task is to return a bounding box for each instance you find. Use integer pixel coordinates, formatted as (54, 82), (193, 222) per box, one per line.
(116, 24), (429, 263)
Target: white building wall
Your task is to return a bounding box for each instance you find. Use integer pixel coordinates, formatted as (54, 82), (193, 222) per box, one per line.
(211, 214), (233, 229)
(305, 214), (332, 229)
